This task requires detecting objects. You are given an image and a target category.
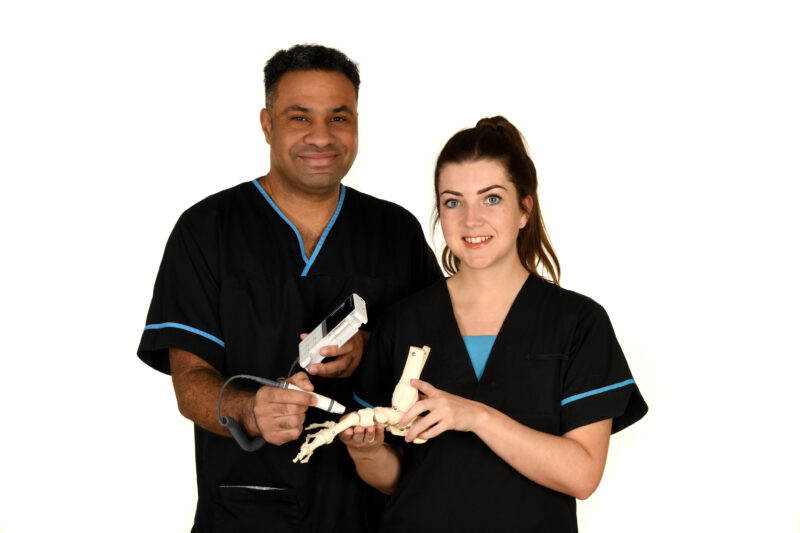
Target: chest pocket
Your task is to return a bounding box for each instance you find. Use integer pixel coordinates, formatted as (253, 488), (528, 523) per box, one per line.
(493, 351), (566, 431)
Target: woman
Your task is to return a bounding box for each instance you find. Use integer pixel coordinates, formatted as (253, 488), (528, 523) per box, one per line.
(343, 117), (647, 532)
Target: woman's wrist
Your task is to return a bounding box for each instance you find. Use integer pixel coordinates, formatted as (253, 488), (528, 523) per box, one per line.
(346, 442), (390, 461)
(469, 401), (493, 434)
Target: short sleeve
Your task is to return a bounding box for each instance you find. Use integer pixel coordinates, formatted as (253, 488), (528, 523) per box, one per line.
(137, 210), (225, 374)
(559, 304), (647, 435)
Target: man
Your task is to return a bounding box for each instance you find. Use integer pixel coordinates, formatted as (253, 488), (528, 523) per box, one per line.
(138, 44), (442, 532)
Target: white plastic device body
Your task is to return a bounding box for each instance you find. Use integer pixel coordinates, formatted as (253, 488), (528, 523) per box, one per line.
(298, 293), (367, 369)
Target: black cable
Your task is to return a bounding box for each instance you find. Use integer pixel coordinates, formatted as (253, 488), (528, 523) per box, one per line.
(217, 374), (281, 452)
(285, 356), (300, 379)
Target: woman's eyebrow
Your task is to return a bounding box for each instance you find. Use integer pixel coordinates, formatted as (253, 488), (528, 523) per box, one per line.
(440, 184), (508, 197)
(477, 184), (507, 194)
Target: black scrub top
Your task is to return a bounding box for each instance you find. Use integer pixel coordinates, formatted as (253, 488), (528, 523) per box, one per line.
(138, 179), (442, 533)
(355, 276), (648, 533)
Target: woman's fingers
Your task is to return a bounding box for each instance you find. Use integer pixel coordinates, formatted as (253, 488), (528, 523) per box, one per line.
(401, 389), (482, 438)
(410, 378), (436, 396)
(406, 410), (445, 442)
(399, 398), (430, 427)
(340, 424), (384, 449)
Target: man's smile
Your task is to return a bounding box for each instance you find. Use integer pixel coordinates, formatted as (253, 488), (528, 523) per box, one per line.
(298, 152), (339, 167)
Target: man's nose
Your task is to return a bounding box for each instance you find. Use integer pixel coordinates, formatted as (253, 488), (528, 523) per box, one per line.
(304, 121), (336, 148)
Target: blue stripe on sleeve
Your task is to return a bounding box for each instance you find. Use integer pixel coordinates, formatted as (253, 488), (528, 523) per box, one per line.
(144, 322), (225, 348)
(353, 393), (374, 409)
(561, 379), (635, 406)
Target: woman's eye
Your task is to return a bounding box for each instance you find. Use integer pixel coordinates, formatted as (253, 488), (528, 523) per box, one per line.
(444, 199), (460, 208)
(485, 194), (501, 205)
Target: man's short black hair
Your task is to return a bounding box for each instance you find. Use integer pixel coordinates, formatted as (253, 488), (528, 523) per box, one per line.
(263, 44), (360, 112)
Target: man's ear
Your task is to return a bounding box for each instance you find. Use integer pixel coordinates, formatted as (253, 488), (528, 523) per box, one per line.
(260, 108), (272, 145)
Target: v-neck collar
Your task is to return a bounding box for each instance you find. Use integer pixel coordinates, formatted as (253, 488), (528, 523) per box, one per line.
(252, 178), (347, 277)
(441, 275), (537, 384)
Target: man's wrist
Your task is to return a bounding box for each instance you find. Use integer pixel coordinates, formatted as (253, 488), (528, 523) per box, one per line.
(239, 394), (261, 437)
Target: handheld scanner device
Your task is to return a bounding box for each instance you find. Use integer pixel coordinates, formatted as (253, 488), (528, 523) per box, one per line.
(218, 374), (346, 452)
(298, 293), (367, 369)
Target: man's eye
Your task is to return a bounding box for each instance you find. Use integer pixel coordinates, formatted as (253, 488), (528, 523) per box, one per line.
(485, 194), (501, 205)
(291, 116), (307, 122)
(444, 199), (460, 208)
(331, 116), (346, 122)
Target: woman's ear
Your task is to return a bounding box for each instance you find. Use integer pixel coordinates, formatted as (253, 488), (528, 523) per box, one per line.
(520, 195), (534, 227)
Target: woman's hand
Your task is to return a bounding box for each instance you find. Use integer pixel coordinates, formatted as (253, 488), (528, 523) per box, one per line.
(340, 421), (402, 495)
(340, 423), (386, 456)
(399, 379), (487, 442)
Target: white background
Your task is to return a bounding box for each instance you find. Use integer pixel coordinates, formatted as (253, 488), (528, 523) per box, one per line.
(1, 1), (798, 531)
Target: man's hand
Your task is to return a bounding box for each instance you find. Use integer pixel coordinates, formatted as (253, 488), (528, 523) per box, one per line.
(304, 330), (370, 378)
(253, 371), (317, 446)
(170, 349), (319, 445)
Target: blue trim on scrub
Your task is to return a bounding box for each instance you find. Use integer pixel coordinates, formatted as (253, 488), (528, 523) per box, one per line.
(561, 379), (635, 406)
(251, 179), (346, 277)
(144, 322), (225, 348)
(353, 393), (374, 409)
(462, 335), (496, 380)
(302, 188), (346, 276)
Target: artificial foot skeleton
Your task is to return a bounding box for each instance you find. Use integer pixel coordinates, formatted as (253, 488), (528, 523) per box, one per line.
(293, 345), (430, 463)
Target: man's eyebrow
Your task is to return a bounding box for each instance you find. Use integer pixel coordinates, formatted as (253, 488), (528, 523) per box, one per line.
(332, 105), (355, 115)
(281, 105), (310, 115)
(280, 104), (355, 116)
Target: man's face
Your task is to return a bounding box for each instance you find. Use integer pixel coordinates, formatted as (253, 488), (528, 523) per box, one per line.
(261, 70), (358, 195)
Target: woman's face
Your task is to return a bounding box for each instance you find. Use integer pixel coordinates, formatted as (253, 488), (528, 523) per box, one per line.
(438, 159), (532, 273)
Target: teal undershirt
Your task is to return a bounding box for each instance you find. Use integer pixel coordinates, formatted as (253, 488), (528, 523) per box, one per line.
(462, 335), (497, 380)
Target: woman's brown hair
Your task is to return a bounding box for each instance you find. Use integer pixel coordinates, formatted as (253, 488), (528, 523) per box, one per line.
(433, 116), (560, 284)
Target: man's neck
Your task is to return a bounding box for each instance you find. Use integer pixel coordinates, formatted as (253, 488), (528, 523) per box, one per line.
(259, 174), (342, 257)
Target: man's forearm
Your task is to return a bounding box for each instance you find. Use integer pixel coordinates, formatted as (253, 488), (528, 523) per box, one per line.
(169, 348), (259, 437)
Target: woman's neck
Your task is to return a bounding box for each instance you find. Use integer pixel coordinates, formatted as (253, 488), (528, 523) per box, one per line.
(448, 259), (529, 299)
(446, 260), (530, 336)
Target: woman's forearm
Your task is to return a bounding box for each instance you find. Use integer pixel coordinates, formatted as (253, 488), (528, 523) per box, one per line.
(347, 443), (403, 495)
(472, 405), (612, 500)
